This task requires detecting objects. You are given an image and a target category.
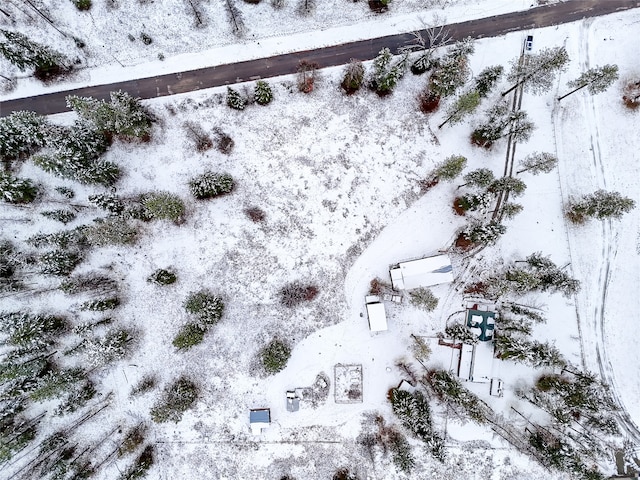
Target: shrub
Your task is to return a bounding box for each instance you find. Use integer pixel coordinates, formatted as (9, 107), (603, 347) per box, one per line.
(119, 424), (146, 457)
(184, 290), (224, 325)
(183, 121), (213, 152)
(55, 186), (75, 198)
(118, 445), (154, 480)
(244, 206), (266, 223)
(147, 268), (177, 285)
(297, 61), (318, 93)
(261, 338), (291, 374)
(80, 297), (120, 311)
(140, 33), (153, 45)
(39, 250), (82, 276)
(341, 60), (365, 94)
(418, 90), (440, 113)
(141, 192), (185, 222)
(333, 469), (358, 480)
(172, 323), (206, 350)
(130, 374), (157, 397)
(279, 281), (318, 307)
(254, 81), (273, 105)
(189, 172), (234, 199)
(85, 218), (138, 246)
(226, 87), (247, 110)
(409, 288), (438, 311)
(72, 0), (92, 10)
(0, 172), (38, 204)
(150, 376), (198, 423)
(41, 210), (76, 224)
(213, 128), (234, 154)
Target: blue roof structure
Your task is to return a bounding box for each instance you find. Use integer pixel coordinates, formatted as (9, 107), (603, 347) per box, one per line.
(250, 409), (270, 424)
(466, 308), (496, 342)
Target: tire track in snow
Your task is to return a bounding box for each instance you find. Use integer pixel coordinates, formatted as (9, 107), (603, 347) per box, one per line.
(573, 19), (640, 443)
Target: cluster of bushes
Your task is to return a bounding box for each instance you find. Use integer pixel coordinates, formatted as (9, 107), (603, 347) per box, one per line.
(227, 81), (274, 110)
(173, 290), (225, 350)
(278, 281), (318, 307)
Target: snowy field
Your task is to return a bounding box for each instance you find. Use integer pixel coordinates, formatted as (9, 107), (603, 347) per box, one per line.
(1, 2), (640, 480)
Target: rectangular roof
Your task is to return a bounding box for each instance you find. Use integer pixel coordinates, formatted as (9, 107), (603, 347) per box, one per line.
(366, 302), (388, 332)
(390, 254), (453, 290)
(250, 409), (270, 424)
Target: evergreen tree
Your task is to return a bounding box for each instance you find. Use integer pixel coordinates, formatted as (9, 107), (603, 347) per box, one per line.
(41, 209), (76, 224)
(0, 312), (67, 348)
(80, 297), (120, 311)
(0, 30), (69, 80)
(150, 377), (198, 423)
(0, 172), (38, 203)
(438, 90), (480, 128)
(488, 176), (527, 197)
(444, 322), (478, 344)
(226, 87), (247, 110)
(471, 102), (534, 147)
(457, 191), (495, 213)
(0, 111), (48, 162)
(474, 65), (504, 98)
(189, 171), (234, 199)
(29, 367), (85, 401)
(566, 190), (635, 223)
(409, 287), (438, 311)
(426, 369), (490, 424)
(517, 152), (558, 175)
(370, 48), (407, 95)
(88, 193), (125, 215)
(85, 218), (138, 246)
(494, 333), (565, 368)
(503, 46), (570, 96)
(141, 191), (185, 222)
(429, 54), (470, 98)
(67, 91), (153, 138)
(260, 338), (291, 374)
(118, 445), (154, 480)
(147, 268), (177, 285)
(39, 250), (82, 276)
(462, 221), (506, 246)
(559, 64), (618, 101)
(433, 154), (467, 182)
(254, 81), (273, 105)
(81, 328), (132, 367)
(341, 60), (365, 94)
(224, 0), (246, 37)
(172, 323), (206, 350)
(501, 202), (523, 219)
(184, 290), (224, 325)
(387, 430), (415, 474)
(460, 168), (495, 189)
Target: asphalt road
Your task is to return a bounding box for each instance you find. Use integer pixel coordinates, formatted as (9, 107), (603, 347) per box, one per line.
(0, 0), (638, 116)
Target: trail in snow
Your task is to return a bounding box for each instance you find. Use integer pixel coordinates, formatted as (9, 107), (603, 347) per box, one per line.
(558, 19), (640, 444)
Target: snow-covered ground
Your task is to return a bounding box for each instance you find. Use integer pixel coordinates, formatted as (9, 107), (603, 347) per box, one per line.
(0, 0), (534, 99)
(1, 2), (639, 479)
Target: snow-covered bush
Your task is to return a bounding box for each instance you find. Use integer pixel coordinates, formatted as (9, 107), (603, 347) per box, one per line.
(72, 0), (92, 10)
(341, 60), (365, 94)
(147, 268), (177, 285)
(369, 48), (406, 96)
(184, 290), (224, 325)
(150, 377), (198, 423)
(0, 172), (38, 204)
(260, 338), (291, 374)
(39, 250), (82, 276)
(278, 281), (318, 307)
(141, 191), (185, 222)
(82, 328), (133, 367)
(41, 209), (76, 224)
(189, 172), (234, 199)
(226, 87), (247, 110)
(85, 218), (138, 246)
(172, 322), (206, 350)
(80, 296), (120, 311)
(118, 445), (154, 480)
(409, 288), (438, 311)
(254, 81), (273, 105)
(0, 111), (48, 162)
(88, 193), (125, 215)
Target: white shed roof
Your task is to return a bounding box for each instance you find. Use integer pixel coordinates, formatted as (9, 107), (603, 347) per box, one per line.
(390, 254), (453, 290)
(366, 302), (388, 332)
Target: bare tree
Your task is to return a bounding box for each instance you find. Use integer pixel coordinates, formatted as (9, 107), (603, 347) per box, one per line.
(184, 0), (208, 28)
(225, 0), (246, 37)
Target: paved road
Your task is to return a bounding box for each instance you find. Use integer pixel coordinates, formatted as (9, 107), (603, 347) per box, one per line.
(0, 0), (638, 116)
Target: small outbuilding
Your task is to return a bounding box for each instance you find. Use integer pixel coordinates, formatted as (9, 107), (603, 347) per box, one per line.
(286, 391), (300, 412)
(389, 254), (453, 290)
(365, 295), (388, 332)
(249, 408), (271, 435)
